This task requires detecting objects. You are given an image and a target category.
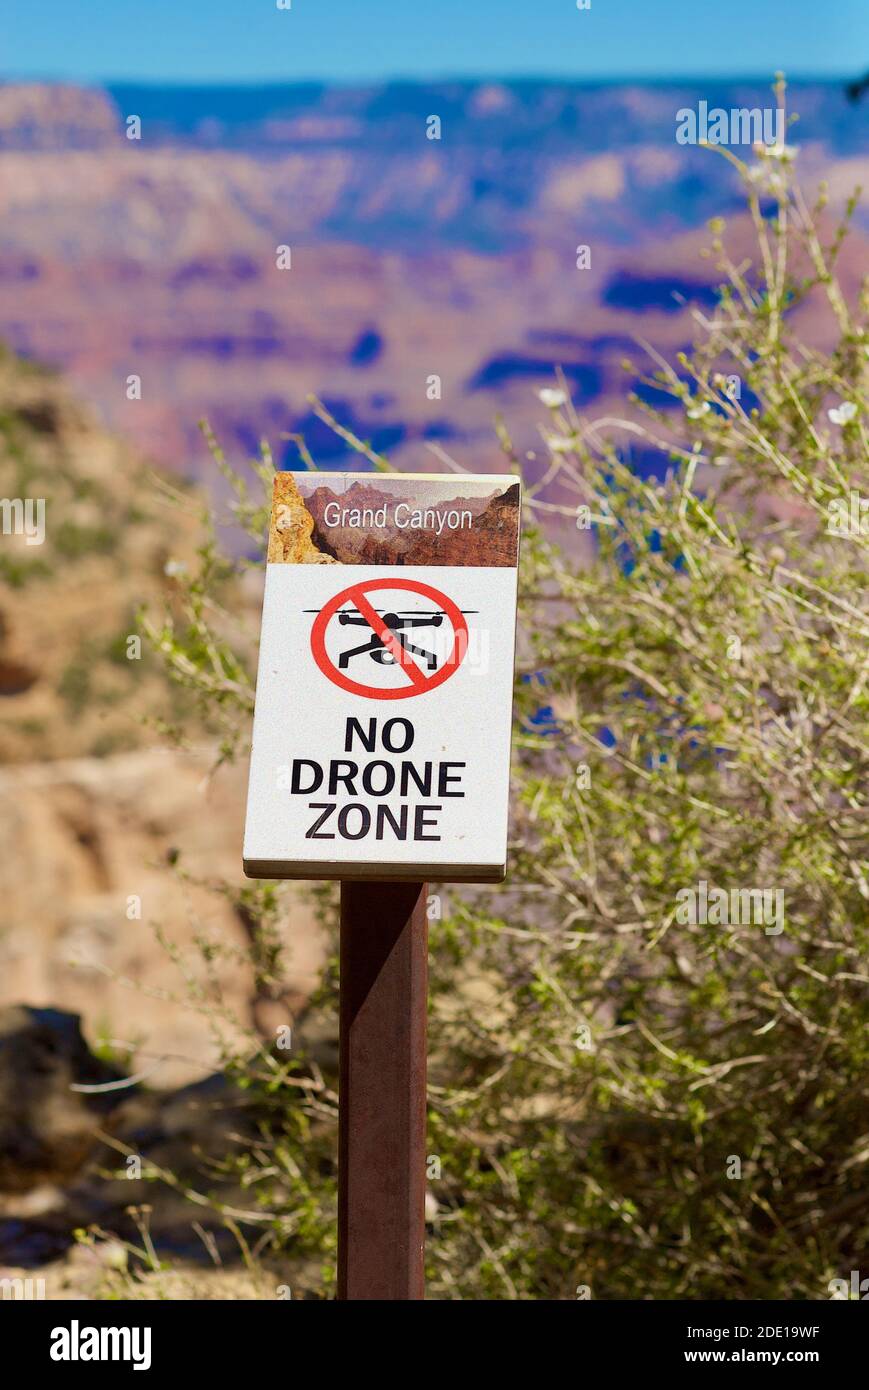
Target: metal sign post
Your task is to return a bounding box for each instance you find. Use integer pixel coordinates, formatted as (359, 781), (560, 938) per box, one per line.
(338, 880), (427, 1300)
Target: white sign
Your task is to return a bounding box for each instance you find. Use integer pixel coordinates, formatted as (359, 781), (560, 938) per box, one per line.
(243, 471), (521, 882)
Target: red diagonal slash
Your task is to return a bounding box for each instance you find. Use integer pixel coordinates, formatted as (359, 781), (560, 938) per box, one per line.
(351, 591), (429, 689)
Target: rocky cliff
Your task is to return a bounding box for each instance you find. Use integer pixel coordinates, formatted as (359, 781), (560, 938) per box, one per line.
(0, 347), (325, 1112)
(0, 80), (863, 483)
(0, 346), (209, 765)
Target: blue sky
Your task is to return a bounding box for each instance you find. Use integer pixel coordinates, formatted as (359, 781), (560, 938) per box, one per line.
(4, 0), (867, 83)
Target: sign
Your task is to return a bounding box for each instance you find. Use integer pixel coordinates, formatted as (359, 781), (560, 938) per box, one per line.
(243, 471), (521, 882)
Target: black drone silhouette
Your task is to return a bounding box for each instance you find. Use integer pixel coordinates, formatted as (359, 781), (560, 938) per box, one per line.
(305, 605), (477, 670)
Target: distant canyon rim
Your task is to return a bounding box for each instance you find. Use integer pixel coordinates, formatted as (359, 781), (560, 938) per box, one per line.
(0, 78), (865, 510)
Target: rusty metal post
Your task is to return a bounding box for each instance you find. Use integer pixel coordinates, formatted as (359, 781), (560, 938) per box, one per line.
(338, 880), (428, 1300)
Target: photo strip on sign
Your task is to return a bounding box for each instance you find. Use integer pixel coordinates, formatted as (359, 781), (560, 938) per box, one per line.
(243, 472), (521, 882)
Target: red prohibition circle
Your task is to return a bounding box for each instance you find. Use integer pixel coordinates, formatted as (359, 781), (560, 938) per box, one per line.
(310, 577), (469, 700)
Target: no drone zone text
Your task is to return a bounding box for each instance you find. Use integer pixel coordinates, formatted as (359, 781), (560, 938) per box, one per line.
(286, 715), (465, 842)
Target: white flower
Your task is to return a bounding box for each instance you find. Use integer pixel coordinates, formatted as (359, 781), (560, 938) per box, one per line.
(746, 152), (790, 196)
(544, 434), (574, 453)
(766, 143), (799, 162)
(163, 559), (188, 577)
(828, 401), (858, 427)
(537, 388), (568, 409)
(687, 401), (711, 420)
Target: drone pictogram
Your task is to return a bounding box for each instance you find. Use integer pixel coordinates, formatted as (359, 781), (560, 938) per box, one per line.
(308, 578), (472, 701)
(304, 605), (477, 670)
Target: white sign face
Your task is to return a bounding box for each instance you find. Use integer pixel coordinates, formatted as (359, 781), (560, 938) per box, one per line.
(243, 471), (521, 882)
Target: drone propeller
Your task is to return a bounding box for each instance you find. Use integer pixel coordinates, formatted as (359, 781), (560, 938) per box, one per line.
(303, 606), (479, 616)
